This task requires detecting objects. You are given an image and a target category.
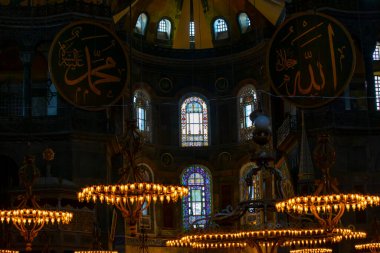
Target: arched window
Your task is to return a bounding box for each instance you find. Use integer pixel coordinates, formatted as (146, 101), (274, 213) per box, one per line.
(157, 18), (171, 40)
(238, 85), (257, 141)
(133, 90), (152, 142)
(373, 41), (380, 60)
(180, 96), (209, 147)
(238, 12), (251, 34)
(181, 165), (212, 230)
(134, 13), (148, 35)
(213, 18), (229, 40)
(240, 163), (263, 226)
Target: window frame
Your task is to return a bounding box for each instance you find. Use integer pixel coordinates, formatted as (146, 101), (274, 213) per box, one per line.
(133, 89), (152, 142)
(237, 12), (252, 34)
(181, 164), (212, 230)
(134, 12), (149, 36)
(179, 94), (209, 147)
(212, 17), (230, 41)
(156, 17), (172, 41)
(237, 84), (257, 142)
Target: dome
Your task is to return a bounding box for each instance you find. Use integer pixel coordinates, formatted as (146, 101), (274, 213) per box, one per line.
(114, 0), (286, 49)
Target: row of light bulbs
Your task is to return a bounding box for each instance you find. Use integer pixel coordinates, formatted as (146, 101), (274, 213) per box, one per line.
(290, 248), (333, 253)
(78, 183), (189, 205)
(276, 194), (380, 214)
(0, 208), (73, 225)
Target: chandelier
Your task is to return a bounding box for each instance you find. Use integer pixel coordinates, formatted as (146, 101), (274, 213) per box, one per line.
(355, 243), (380, 253)
(290, 248), (332, 253)
(0, 154), (73, 251)
(276, 134), (380, 231)
(78, 121), (188, 237)
(0, 250), (19, 253)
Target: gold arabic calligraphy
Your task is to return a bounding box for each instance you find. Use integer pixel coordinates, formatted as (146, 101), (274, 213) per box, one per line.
(58, 26), (123, 105)
(274, 20), (347, 98)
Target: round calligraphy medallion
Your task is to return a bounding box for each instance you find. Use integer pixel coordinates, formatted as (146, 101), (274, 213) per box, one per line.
(267, 12), (355, 108)
(49, 21), (129, 111)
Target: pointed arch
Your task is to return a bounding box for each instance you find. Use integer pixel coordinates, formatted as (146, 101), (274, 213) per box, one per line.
(181, 164), (212, 230)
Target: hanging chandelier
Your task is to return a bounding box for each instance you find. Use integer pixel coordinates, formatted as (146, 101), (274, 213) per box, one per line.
(78, 121), (188, 236)
(290, 248), (333, 253)
(276, 134), (380, 231)
(355, 243), (380, 253)
(0, 250), (19, 253)
(0, 154), (73, 251)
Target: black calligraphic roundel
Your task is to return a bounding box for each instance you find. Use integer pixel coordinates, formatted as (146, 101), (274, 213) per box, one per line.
(267, 12), (355, 108)
(49, 21), (129, 111)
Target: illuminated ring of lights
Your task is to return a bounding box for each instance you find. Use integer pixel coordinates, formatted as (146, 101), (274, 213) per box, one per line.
(276, 194), (380, 214)
(192, 242), (247, 249)
(355, 243), (380, 251)
(78, 183), (189, 205)
(290, 248), (333, 253)
(0, 209), (73, 225)
(0, 250), (19, 253)
(166, 240), (247, 249)
(74, 251), (118, 253)
(282, 229), (366, 247)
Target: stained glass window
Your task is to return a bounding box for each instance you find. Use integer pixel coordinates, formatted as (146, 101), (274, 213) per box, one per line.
(373, 41), (380, 61)
(238, 85), (257, 141)
(238, 12), (251, 34)
(181, 165), (212, 230)
(134, 13), (148, 35)
(213, 18), (229, 40)
(180, 96), (209, 147)
(133, 90), (151, 142)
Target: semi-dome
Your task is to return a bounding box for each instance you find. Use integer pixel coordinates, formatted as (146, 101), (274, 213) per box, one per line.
(113, 0), (286, 49)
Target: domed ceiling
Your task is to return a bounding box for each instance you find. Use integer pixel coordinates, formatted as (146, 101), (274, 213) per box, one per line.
(113, 0), (286, 49)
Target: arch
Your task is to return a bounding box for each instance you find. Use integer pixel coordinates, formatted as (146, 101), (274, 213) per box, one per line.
(181, 164), (212, 230)
(237, 12), (251, 34)
(133, 89), (152, 142)
(237, 84), (257, 142)
(179, 94), (209, 147)
(213, 17), (229, 40)
(134, 12), (149, 36)
(157, 18), (172, 40)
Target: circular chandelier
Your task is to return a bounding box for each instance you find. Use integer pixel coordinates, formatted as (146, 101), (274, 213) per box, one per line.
(0, 208), (72, 225)
(276, 134), (380, 231)
(0, 250), (19, 253)
(0, 154), (73, 251)
(290, 248), (333, 253)
(355, 243), (380, 252)
(166, 227), (365, 250)
(78, 183), (188, 206)
(276, 194), (380, 230)
(78, 121), (188, 237)
(74, 251), (118, 253)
